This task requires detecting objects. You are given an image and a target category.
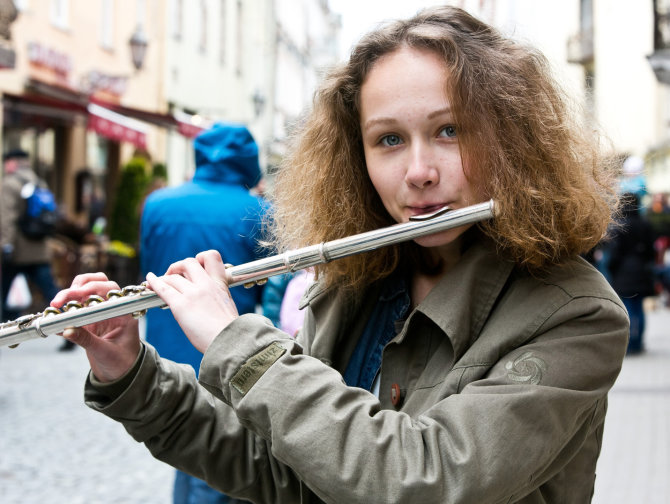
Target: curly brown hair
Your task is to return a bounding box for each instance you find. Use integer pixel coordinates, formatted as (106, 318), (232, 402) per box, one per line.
(270, 6), (617, 290)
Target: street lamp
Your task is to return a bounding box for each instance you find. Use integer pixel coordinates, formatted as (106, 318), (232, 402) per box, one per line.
(129, 25), (148, 71)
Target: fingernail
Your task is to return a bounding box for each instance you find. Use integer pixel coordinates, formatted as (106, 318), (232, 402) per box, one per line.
(63, 328), (75, 338)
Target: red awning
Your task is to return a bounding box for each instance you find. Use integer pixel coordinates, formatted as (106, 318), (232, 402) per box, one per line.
(177, 120), (204, 138)
(13, 80), (208, 143)
(173, 109), (209, 138)
(87, 103), (148, 148)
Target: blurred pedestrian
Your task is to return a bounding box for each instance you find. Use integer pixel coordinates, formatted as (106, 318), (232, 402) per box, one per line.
(608, 192), (656, 354)
(139, 123), (266, 504)
(647, 192), (670, 265)
(278, 269), (314, 337)
(1, 149), (60, 323)
(619, 155), (648, 205)
(261, 269), (314, 336)
(260, 273), (291, 328)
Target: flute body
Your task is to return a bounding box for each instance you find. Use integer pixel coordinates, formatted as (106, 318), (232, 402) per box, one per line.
(0, 200), (494, 348)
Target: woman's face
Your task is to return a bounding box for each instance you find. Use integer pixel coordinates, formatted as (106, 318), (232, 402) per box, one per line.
(359, 46), (484, 252)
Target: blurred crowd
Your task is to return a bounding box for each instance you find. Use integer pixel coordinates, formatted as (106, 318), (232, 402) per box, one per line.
(587, 156), (670, 355)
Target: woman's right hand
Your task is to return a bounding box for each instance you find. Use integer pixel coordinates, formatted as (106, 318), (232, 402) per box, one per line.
(51, 273), (141, 383)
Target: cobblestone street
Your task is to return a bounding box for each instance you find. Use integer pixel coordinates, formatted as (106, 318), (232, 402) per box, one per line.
(0, 327), (173, 504)
(1, 305), (669, 503)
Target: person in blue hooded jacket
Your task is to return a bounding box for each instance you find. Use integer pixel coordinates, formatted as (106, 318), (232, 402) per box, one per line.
(140, 123), (266, 504)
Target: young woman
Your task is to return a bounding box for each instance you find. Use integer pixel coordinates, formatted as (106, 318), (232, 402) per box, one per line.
(54, 6), (628, 503)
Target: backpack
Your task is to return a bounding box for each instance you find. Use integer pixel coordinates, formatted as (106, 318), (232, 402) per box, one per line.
(18, 182), (59, 240)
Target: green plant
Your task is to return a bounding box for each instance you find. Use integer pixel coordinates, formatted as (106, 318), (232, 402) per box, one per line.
(107, 157), (150, 250)
(152, 162), (168, 181)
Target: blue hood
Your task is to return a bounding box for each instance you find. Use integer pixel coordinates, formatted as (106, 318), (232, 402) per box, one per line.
(193, 122), (261, 188)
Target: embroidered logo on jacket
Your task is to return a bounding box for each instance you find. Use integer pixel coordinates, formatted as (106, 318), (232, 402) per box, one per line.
(505, 351), (547, 385)
(231, 342), (286, 395)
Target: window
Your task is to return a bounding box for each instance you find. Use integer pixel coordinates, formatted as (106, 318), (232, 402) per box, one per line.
(50, 0), (70, 30)
(171, 0), (183, 40)
(219, 0), (226, 64)
(235, 0), (242, 75)
(199, 0), (207, 52)
(100, 0), (114, 49)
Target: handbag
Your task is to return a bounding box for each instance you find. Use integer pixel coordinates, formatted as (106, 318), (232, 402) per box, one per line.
(6, 273), (32, 310)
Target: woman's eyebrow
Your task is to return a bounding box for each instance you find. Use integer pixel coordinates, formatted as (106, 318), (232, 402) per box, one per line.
(427, 106), (452, 119)
(362, 106), (453, 132)
(362, 117), (396, 132)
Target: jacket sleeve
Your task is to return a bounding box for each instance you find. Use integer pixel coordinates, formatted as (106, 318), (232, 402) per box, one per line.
(84, 335), (303, 503)
(86, 296), (628, 504)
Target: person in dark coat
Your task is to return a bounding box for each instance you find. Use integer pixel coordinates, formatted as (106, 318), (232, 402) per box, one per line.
(1, 149), (61, 323)
(608, 192), (656, 354)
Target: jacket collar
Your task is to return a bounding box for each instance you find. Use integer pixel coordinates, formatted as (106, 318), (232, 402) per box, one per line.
(416, 239), (515, 360)
(300, 238), (515, 363)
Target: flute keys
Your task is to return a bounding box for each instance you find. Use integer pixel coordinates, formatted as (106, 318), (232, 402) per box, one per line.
(15, 314), (38, 327)
(243, 278), (268, 288)
(106, 289), (123, 299)
(63, 300), (83, 311)
(8, 314), (40, 348)
(122, 285), (144, 295)
(43, 306), (61, 316)
(85, 295), (105, 306)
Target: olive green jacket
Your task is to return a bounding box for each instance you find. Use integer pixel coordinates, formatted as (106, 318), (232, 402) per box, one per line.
(85, 239), (629, 503)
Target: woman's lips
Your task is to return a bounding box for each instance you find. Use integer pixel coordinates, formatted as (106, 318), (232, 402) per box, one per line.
(408, 205), (451, 221)
(409, 204), (449, 216)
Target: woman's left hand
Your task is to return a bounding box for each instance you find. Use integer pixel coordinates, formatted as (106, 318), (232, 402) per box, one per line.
(146, 250), (239, 353)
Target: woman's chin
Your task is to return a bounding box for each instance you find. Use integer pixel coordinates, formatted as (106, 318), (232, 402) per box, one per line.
(413, 224), (472, 250)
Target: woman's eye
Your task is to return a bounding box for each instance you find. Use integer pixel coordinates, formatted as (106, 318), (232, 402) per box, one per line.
(380, 134), (402, 147)
(439, 126), (457, 138)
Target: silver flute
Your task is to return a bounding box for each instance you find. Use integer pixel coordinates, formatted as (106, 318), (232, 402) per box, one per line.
(0, 200), (495, 348)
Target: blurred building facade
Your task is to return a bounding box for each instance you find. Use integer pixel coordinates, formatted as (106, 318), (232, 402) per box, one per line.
(0, 0), (167, 226)
(0, 0), (341, 226)
(456, 0), (668, 194)
(271, 0), (340, 170)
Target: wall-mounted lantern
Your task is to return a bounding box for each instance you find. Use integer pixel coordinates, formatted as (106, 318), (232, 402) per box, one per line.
(129, 25), (148, 71)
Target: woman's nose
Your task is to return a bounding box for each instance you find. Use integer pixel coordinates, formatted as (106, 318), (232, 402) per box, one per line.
(405, 144), (439, 188)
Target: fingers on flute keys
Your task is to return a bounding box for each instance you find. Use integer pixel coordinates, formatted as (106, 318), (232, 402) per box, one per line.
(195, 250), (230, 287)
(51, 272), (120, 309)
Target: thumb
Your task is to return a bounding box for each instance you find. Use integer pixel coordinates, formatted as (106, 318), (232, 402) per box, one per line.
(62, 326), (100, 351)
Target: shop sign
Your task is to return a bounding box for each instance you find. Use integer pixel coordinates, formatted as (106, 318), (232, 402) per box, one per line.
(81, 71), (127, 97)
(27, 41), (72, 77)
